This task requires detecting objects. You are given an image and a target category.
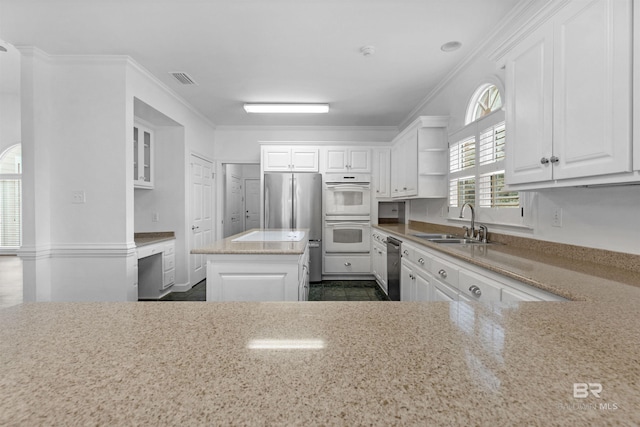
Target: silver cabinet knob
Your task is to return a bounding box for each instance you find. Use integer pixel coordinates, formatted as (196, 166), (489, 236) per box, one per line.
(469, 285), (482, 297)
(191, 225), (200, 231)
(540, 157), (549, 165)
(550, 156), (560, 163)
(344, 262), (351, 267)
(418, 258), (425, 265)
(403, 250), (409, 256)
(438, 269), (447, 278)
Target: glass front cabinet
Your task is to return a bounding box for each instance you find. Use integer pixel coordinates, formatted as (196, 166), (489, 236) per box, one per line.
(133, 122), (154, 189)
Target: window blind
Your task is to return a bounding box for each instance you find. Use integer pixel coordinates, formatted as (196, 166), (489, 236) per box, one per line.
(0, 179), (21, 247)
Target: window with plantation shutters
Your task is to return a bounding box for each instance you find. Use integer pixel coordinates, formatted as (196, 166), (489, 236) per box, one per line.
(0, 144), (22, 248)
(448, 98), (522, 226)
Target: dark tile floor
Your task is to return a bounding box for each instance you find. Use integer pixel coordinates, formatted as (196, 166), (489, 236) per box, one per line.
(157, 280), (389, 302)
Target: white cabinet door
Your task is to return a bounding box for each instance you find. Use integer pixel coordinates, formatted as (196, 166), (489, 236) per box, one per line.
(505, 0), (632, 186)
(348, 148), (371, 172)
(290, 148), (319, 171)
(263, 147), (319, 172)
(263, 147), (294, 171)
(324, 147), (370, 173)
(133, 122), (154, 189)
(504, 23), (554, 185)
(414, 271), (431, 302)
(432, 278), (457, 302)
(391, 131), (418, 198)
(373, 148), (390, 198)
(400, 260), (414, 301)
(325, 148), (348, 172)
(551, 0), (632, 180)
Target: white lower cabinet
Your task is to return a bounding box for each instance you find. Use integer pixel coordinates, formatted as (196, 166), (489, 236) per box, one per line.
(371, 230), (388, 294)
(206, 245), (310, 301)
(396, 239), (566, 304)
(137, 239), (176, 299)
(324, 254), (371, 274)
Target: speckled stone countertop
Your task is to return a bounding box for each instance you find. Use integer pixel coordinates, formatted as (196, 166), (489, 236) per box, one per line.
(1, 301), (638, 425)
(375, 223), (640, 303)
(191, 228), (309, 255)
(134, 231), (175, 247)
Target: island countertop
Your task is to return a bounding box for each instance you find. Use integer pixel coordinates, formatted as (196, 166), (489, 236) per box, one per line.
(1, 301), (638, 425)
(191, 228), (309, 255)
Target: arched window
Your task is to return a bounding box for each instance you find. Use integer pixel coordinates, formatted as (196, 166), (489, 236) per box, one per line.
(449, 82), (522, 227)
(0, 144), (22, 248)
(465, 83), (503, 125)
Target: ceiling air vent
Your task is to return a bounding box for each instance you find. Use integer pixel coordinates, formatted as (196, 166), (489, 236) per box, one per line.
(170, 72), (198, 85)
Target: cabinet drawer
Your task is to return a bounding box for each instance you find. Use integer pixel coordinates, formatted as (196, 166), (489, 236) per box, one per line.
(431, 256), (459, 288)
(164, 255), (175, 272)
(164, 243), (175, 256)
(458, 270), (501, 303)
(324, 255), (371, 274)
(163, 269), (175, 288)
(137, 244), (161, 259)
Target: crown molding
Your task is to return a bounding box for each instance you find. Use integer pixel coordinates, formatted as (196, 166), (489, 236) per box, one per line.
(215, 124), (398, 133)
(398, 0), (549, 131)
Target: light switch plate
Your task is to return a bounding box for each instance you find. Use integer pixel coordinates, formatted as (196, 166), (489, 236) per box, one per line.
(552, 207), (562, 227)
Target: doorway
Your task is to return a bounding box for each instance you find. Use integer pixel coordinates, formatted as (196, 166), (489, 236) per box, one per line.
(223, 163), (259, 238)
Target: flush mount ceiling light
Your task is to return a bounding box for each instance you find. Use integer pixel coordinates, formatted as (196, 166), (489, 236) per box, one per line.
(441, 41), (462, 52)
(243, 103), (329, 114)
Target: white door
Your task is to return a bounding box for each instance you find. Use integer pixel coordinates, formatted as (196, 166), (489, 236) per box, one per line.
(190, 154), (214, 286)
(244, 179), (260, 230)
(225, 172), (243, 237)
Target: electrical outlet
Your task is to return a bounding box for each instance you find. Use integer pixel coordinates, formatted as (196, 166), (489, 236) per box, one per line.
(152, 213), (160, 222)
(552, 207), (563, 227)
(72, 190), (85, 204)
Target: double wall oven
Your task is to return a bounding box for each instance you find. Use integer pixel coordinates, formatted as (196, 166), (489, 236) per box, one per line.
(324, 174), (371, 254)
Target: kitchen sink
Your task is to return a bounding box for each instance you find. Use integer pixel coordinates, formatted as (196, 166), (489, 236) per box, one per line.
(427, 238), (486, 244)
(411, 233), (460, 239)
(411, 232), (491, 245)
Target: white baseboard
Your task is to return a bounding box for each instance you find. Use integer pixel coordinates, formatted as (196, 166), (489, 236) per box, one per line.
(170, 282), (193, 293)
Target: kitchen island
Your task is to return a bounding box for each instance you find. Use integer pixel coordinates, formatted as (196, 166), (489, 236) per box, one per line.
(1, 300), (639, 425)
(191, 228), (310, 301)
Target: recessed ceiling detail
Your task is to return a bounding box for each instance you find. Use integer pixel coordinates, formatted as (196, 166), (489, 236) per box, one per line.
(170, 72), (198, 85)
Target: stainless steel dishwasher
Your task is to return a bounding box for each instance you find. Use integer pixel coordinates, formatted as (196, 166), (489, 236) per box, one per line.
(386, 236), (401, 301)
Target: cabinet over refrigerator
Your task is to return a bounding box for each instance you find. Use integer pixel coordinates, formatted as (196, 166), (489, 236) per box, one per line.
(264, 173), (322, 281)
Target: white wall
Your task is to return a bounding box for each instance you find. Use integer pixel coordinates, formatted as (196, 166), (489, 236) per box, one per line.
(403, 51), (640, 255)
(0, 42), (21, 154)
(127, 61), (216, 291)
(19, 49), (217, 302)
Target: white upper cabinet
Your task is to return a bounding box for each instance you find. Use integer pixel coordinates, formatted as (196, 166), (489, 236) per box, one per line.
(323, 147), (371, 173)
(390, 116), (448, 199)
(373, 148), (391, 198)
(262, 146), (319, 172)
(133, 121), (154, 189)
(502, 0), (633, 188)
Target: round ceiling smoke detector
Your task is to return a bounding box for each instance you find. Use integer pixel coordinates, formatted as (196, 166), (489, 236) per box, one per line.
(360, 46), (376, 57)
(441, 41), (462, 52)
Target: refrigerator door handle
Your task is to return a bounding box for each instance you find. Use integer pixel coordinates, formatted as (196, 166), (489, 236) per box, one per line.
(264, 186), (270, 228)
(291, 176), (296, 229)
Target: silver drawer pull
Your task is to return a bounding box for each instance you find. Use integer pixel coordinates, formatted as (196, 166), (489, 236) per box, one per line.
(403, 250), (409, 256)
(418, 258), (425, 265)
(438, 269), (447, 278)
(344, 262), (351, 267)
(469, 285), (482, 297)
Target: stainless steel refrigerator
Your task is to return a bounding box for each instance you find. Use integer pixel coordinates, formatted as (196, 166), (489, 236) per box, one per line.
(264, 173), (322, 282)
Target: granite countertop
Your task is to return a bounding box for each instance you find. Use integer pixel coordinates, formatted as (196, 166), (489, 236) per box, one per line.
(191, 228), (309, 255)
(1, 301), (638, 425)
(134, 231), (175, 247)
(374, 224), (640, 303)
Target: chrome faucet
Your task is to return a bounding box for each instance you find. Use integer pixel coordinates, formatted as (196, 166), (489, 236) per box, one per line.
(459, 203), (475, 239)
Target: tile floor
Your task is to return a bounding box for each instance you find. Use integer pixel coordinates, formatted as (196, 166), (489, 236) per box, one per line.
(158, 279), (388, 302)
